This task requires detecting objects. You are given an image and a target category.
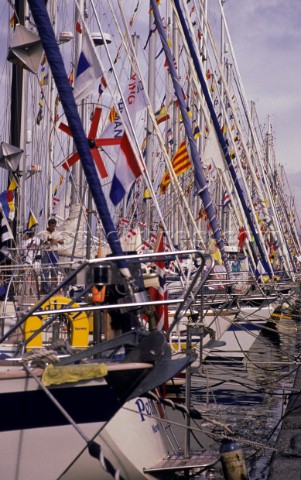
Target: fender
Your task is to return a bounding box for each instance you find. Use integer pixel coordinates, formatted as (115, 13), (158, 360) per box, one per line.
(91, 285), (106, 303)
(24, 296), (89, 350)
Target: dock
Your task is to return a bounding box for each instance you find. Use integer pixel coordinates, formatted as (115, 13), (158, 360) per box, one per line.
(268, 365), (301, 479)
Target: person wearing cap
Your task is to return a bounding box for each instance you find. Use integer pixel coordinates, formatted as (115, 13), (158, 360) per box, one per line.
(39, 219), (64, 293)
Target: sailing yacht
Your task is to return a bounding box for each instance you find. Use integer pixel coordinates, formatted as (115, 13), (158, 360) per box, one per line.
(0, 2), (220, 479)
(1, 1), (300, 478)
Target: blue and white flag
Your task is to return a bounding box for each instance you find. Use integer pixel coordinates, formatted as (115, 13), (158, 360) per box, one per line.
(223, 191), (231, 208)
(0, 204), (13, 263)
(109, 133), (143, 206)
(73, 34), (102, 103)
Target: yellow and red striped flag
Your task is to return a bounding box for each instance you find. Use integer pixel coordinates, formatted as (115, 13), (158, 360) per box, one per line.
(160, 140), (191, 194)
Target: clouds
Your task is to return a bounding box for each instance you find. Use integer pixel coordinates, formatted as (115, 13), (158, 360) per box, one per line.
(224, 0), (301, 218)
(204, 0), (300, 215)
(226, 2), (301, 92)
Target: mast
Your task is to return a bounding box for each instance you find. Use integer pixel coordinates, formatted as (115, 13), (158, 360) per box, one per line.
(10, 0), (25, 149)
(71, 0), (84, 209)
(150, 0), (231, 273)
(46, 0), (58, 222)
(75, 0), (92, 260)
(145, 13), (157, 233)
(10, 0), (26, 237)
(171, 7), (180, 248)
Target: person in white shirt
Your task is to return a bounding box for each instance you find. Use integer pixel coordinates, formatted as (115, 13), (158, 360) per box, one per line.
(39, 218), (64, 293)
(21, 230), (40, 264)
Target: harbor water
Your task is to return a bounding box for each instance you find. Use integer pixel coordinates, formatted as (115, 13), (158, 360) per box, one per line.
(173, 316), (301, 479)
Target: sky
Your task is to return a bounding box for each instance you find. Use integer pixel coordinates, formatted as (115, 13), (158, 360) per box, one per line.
(223, 0), (301, 227)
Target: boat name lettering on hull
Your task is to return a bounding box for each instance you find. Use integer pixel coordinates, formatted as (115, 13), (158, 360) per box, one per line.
(135, 398), (160, 433)
(135, 398), (153, 421)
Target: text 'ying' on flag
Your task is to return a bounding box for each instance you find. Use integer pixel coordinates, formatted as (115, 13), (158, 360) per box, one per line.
(108, 72), (148, 206)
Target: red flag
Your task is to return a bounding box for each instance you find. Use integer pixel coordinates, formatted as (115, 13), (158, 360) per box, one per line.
(75, 21), (82, 34)
(238, 226), (248, 251)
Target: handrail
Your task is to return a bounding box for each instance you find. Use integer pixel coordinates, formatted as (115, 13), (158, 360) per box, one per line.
(0, 249), (211, 350)
(166, 254), (214, 339)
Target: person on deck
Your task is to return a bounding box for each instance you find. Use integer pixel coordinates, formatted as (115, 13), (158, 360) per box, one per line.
(39, 219), (64, 294)
(21, 230), (40, 264)
(231, 255), (241, 273)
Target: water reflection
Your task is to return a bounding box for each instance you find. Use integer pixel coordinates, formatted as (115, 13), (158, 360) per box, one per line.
(187, 317), (301, 480)
(260, 321), (281, 347)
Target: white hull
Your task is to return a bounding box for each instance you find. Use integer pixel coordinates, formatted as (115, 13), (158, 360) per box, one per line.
(208, 324), (262, 361)
(0, 362), (168, 480)
(1, 423), (101, 479)
(205, 302), (278, 361)
(203, 310), (237, 345)
(1, 398), (168, 480)
(169, 299), (278, 364)
(237, 302), (277, 323)
(170, 309), (238, 361)
(61, 397), (168, 479)
(0, 371), (111, 479)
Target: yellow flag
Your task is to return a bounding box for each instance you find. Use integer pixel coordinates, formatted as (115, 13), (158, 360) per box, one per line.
(27, 210), (39, 230)
(8, 177), (18, 191)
